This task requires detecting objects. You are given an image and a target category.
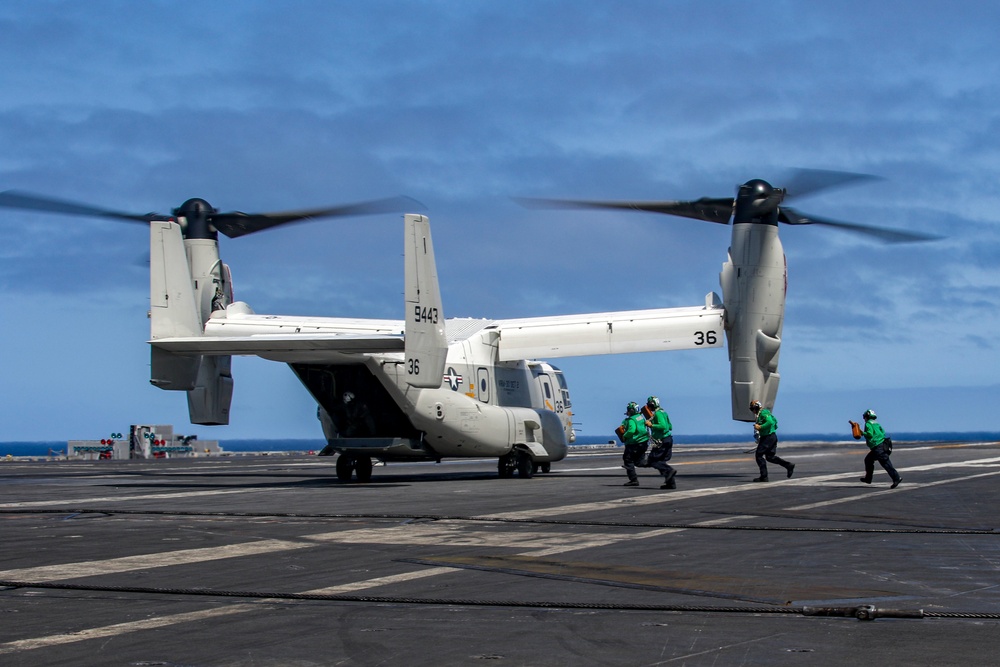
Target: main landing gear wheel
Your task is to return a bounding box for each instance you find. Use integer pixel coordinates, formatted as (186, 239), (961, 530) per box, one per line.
(355, 456), (373, 482)
(498, 453), (516, 478)
(335, 454), (374, 482)
(516, 452), (534, 479)
(336, 454), (353, 481)
(498, 451), (537, 479)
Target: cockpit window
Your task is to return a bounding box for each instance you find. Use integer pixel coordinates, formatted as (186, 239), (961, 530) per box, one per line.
(554, 371), (571, 408)
(555, 371), (568, 390)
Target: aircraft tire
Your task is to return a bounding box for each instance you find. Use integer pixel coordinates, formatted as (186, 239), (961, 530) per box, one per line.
(335, 454), (353, 482)
(517, 452), (534, 479)
(497, 454), (516, 478)
(355, 456), (373, 483)
(540, 462), (551, 473)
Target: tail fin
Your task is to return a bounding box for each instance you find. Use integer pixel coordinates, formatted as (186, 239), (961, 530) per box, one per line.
(149, 220), (234, 424)
(149, 220), (202, 389)
(403, 214), (447, 388)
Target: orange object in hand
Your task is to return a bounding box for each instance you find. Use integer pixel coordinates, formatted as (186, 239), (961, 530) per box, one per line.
(850, 421), (862, 439)
(615, 425), (626, 442)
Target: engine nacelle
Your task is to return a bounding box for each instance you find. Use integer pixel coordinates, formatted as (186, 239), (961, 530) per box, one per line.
(720, 221), (786, 421)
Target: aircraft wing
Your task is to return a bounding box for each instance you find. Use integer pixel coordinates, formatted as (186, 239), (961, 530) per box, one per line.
(493, 295), (725, 361)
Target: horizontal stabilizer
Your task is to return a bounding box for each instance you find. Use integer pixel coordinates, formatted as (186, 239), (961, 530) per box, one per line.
(151, 333), (404, 361)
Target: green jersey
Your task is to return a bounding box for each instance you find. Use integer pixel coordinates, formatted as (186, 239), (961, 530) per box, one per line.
(620, 413), (649, 446)
(649, 408), (672, 439)
(755, 408), (777, 437)
(862, 420), (885, 449)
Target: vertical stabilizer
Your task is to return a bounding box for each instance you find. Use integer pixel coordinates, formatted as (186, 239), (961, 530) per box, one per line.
(150, 221), (201, 339)
(149, 220), (234, 423)
(149, 221), (202, 390)
(404, 214), (447, 388)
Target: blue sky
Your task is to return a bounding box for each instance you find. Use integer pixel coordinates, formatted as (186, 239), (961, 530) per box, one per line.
(1, 1), (998, 442)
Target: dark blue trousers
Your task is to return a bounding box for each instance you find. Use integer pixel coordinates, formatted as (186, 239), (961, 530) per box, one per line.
(864, 444), (900, 483)
(755, 433), (792, 479)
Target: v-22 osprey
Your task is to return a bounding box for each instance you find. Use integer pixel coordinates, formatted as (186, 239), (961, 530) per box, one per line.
(2, 172), (931, 481)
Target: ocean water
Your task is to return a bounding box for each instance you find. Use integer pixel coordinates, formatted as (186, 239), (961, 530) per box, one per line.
(2, 432), (998, 458)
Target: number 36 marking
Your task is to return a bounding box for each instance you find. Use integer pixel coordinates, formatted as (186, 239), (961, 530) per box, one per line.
(694, 331), (718, 345)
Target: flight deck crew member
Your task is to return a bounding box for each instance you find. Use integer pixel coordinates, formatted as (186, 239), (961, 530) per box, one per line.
(338, 391), (376, 437)
(749, 400), (795, 482)
(619, 402), (649, 487)
(644, 396), (677, 490)
(850, 409), (901, 488)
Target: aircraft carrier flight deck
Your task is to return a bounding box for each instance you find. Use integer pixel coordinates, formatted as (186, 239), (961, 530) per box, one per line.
(2, 439), (999, 666)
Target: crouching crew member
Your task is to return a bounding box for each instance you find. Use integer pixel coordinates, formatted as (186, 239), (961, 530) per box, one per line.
(850, 409), (901, 488)
(750, 400), (795, 482)
(644, 396), (677, 490)
(619, 402), (649, 487)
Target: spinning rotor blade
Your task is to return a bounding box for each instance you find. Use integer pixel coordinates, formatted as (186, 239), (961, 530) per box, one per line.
(781, 168), (882, 200)
(210, 195), (423, 238)
(513, 196), (734, 224)
(517, 168), (939, 244)
(779, 206), (942, 244)
(0, 190), (170, 223)
(0, 190), (421, 239)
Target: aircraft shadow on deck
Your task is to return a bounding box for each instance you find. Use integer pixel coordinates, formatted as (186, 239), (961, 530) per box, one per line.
(94, 469), (508, 490)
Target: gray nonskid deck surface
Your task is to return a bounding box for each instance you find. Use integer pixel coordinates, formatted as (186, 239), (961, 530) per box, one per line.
(1, 440), (999, 666)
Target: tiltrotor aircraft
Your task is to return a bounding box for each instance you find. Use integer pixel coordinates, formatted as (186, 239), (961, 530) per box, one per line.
(0, 171), (933, 481)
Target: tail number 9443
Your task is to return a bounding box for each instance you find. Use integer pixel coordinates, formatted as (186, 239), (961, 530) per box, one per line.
(414, 306), (439, 324)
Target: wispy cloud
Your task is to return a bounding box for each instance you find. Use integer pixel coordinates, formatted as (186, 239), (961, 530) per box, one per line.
(1, 0), (998, 439)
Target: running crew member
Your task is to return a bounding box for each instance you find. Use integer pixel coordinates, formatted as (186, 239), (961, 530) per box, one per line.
(750, 400), (795, 482)
(644, 396), (677, 490)
(851, 409), (901, 488)
(619, 402), (649, 487)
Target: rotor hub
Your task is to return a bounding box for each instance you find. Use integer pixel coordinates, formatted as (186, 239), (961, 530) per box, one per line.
(174, 198), (219, 240)
(734, 179), (783, 225)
